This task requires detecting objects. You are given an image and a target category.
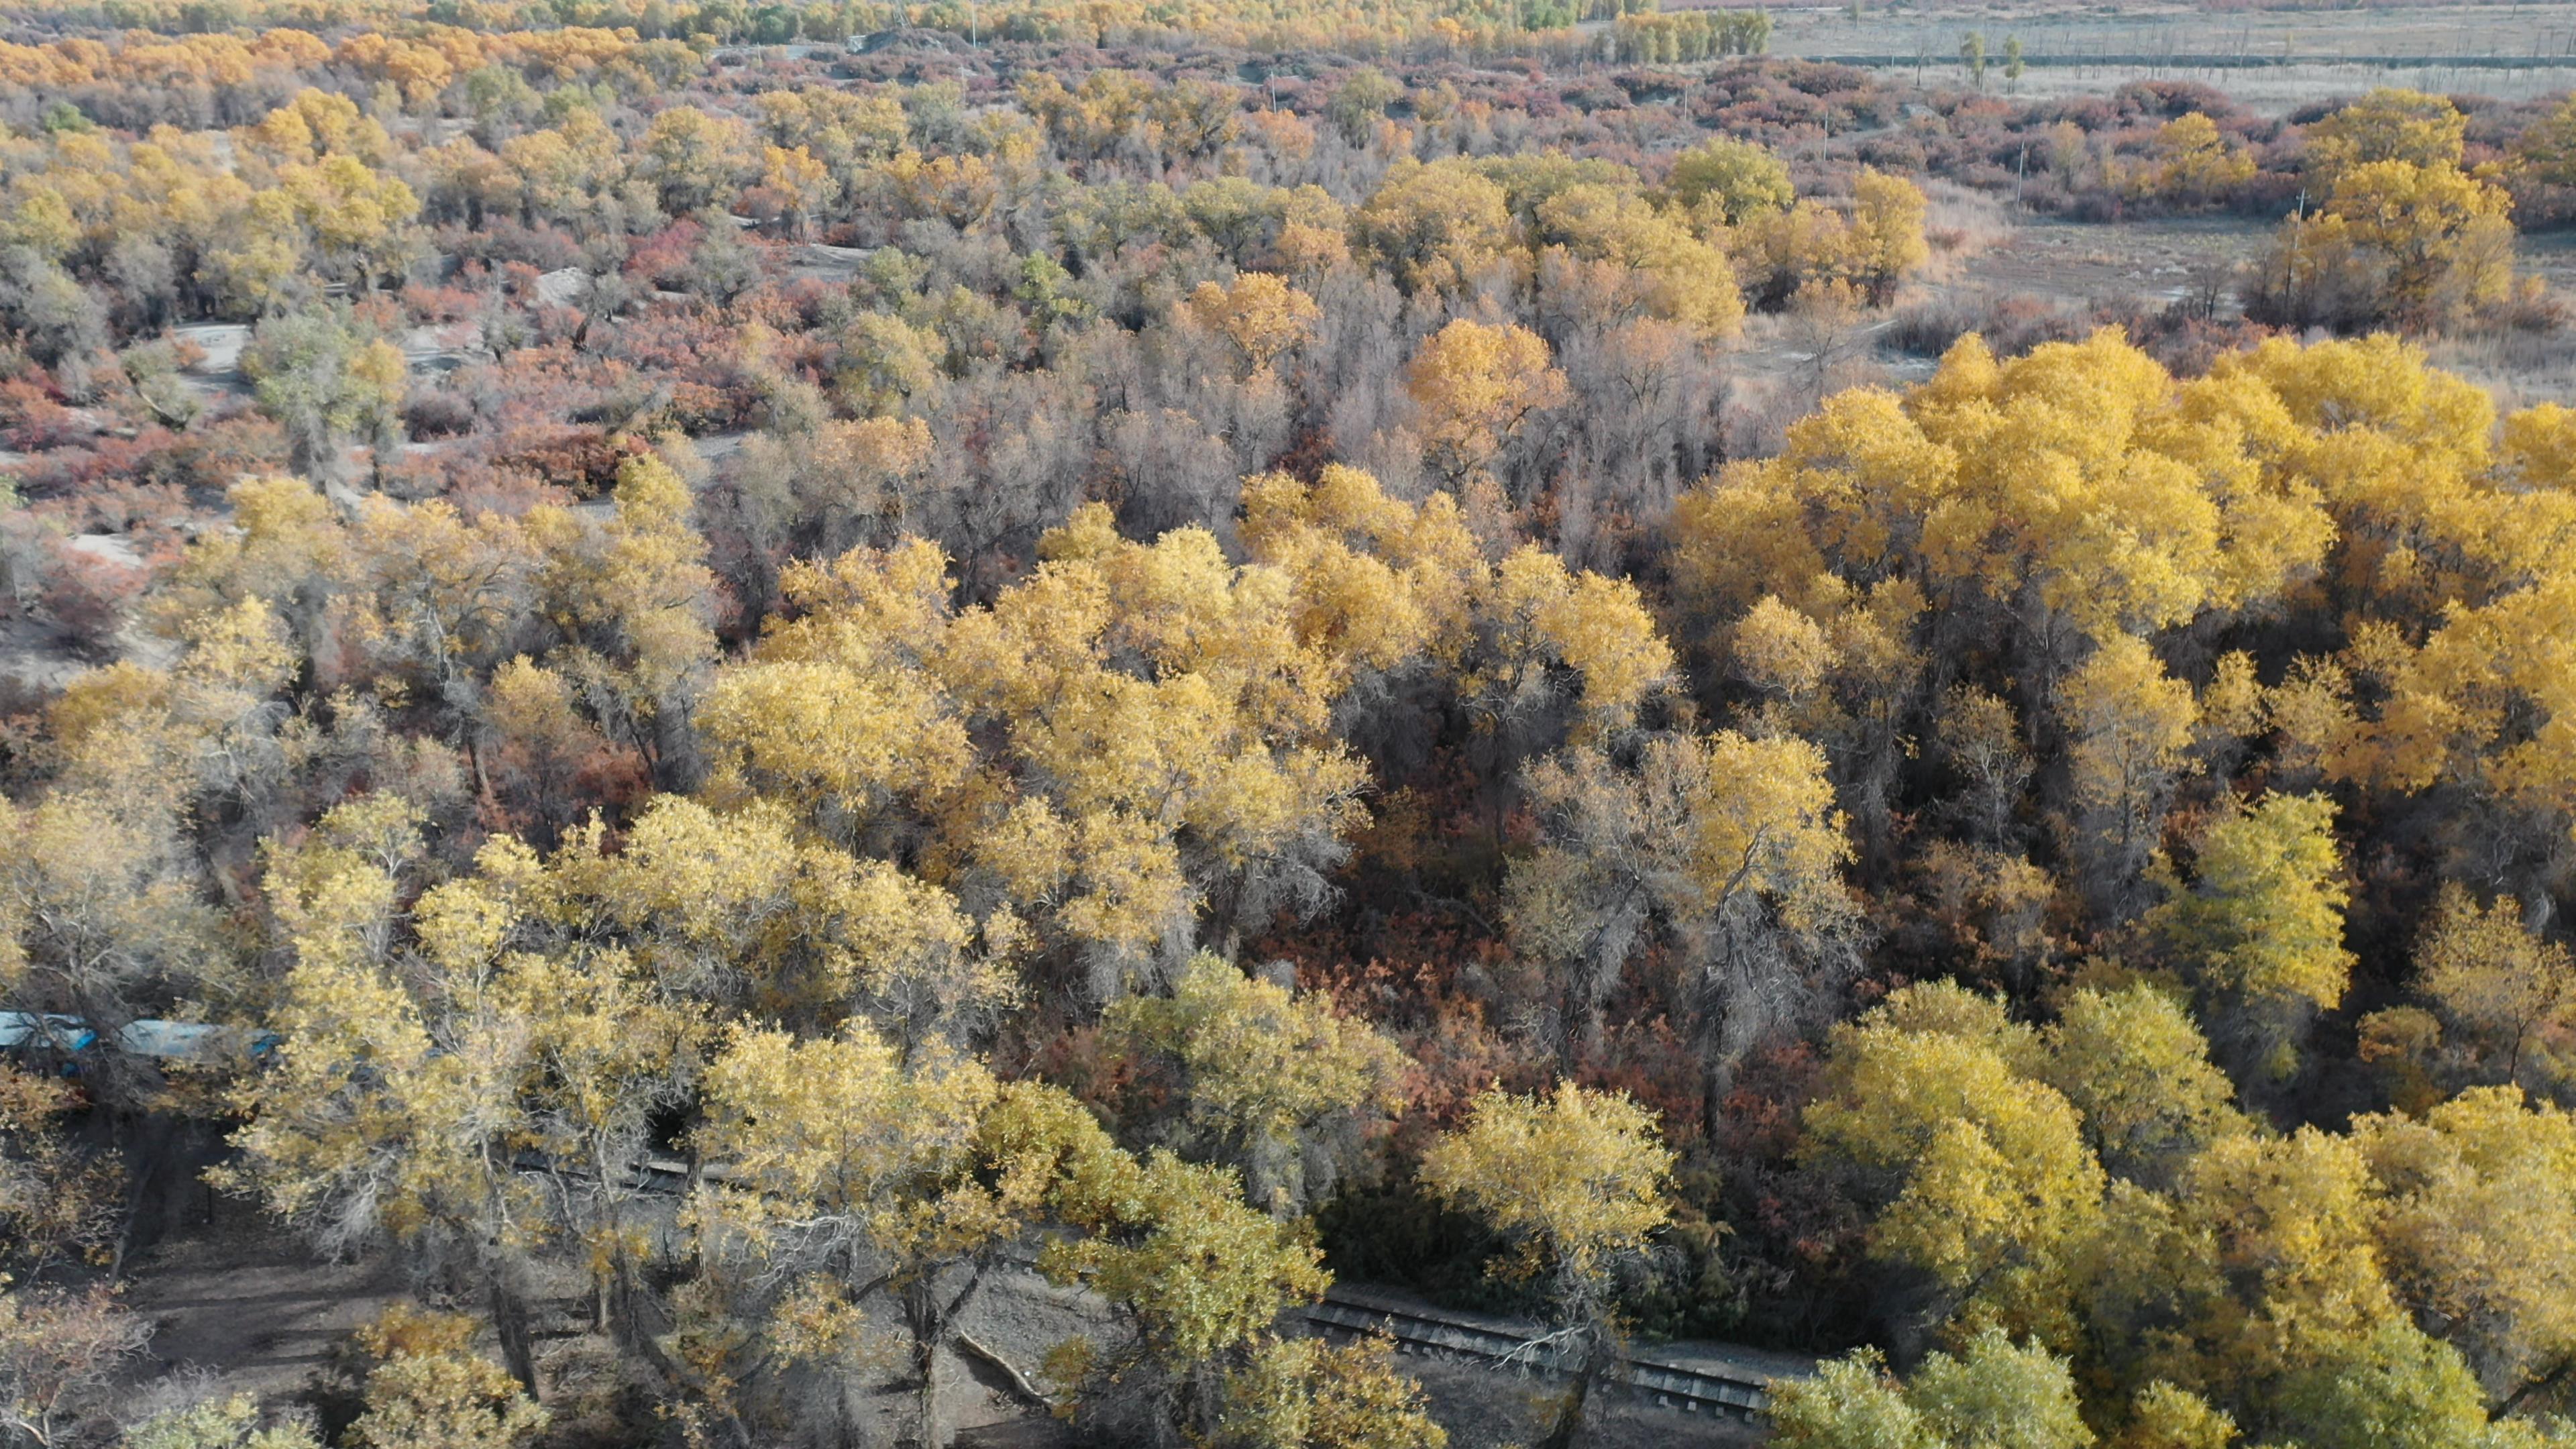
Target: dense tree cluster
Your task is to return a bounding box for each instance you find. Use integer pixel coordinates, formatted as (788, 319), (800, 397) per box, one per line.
(2247, 89), (2528, 333)
(5, 11), (2576, 1449)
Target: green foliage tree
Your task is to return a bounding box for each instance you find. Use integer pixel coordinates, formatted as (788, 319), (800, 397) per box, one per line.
(2039, 985), (2247, 1189)
(1771, 1330), (2094, 1449)
(241, 307), (407, 485)
(1658, 136), (1794, 228)
(2149, 793), (2353, 1082)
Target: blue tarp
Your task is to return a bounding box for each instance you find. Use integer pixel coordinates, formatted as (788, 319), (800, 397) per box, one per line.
(0, 1011), (97, 1052)
(113, 1019), (279, 1060)
(0, 1012), (274, 1060)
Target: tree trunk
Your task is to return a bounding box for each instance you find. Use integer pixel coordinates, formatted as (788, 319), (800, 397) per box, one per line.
(1702, 1049), (1734, 1148)
(904, 1276), (951, 1449)
(488, 1275), (542, 1399)
(914, 1332), (943, 1449)
(1697, 957), (1740, 1137)
(836, 1374), (862, 1449)
(1538, 1348), (1601, 1449)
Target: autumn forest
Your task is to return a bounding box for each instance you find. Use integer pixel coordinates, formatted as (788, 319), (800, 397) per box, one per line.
(5, 1), (2576, 1447)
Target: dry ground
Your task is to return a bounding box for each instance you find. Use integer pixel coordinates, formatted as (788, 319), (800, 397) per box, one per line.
(1743, 1), (2576, 113)
(117, 1199), (406, 1417)
(110, 1198), (1768, 1449)
(1951, 213), (2265, 306)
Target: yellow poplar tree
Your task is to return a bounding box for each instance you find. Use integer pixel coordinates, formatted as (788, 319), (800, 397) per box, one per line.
(1419, 1083), (1672, 1449)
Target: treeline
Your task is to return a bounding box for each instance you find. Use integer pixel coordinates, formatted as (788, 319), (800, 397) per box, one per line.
(1, 0), (1655, 58)
(1607, 8), (1771, 65)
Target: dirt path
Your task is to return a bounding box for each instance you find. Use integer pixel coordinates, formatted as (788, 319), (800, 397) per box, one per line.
(121, 1201), (405, 1403)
